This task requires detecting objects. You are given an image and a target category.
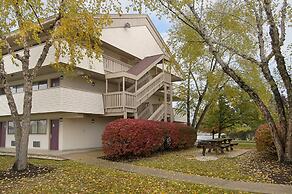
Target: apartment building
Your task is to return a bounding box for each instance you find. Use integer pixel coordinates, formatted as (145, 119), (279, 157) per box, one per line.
(0, 14), (180, 151)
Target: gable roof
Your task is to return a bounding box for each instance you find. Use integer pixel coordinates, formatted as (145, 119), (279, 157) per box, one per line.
(3, 14), (169, 57)
(127, 54), (164, 76)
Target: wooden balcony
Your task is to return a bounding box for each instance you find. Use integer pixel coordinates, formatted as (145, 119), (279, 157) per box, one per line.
(103, 55), (132, 73)
(103, 92), (136, 115)
(103, 54), (173, 121)
(103, 72), (173, 120)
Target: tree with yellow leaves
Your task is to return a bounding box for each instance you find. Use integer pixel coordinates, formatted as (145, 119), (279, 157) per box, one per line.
(0, 0), (118, 171)
(130, 0), (292, 162)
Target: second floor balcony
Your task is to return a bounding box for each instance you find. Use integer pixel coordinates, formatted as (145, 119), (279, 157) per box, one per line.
(0, 87), (104, 117)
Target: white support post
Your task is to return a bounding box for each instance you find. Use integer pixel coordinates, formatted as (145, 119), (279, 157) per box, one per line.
(105, 79), (108, 93)
(150, 104), (153, 114)
(134, 79), (138, 119)
(134, 112), (138, 119)
(164, 84), (167, 122)
(170, 84), (174, 122)
(122, 77), (126, 115)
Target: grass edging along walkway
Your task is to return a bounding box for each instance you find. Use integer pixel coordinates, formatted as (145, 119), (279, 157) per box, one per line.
(63, 151), (292, 194)
(131, 149), (292, 185)
(85, 159), (292, 194)
(0, 156), (241, 193)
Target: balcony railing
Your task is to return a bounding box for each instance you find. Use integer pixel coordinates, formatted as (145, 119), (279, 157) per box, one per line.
(103, 72), (171, 115)
(103, 91), (136, 114)
(103, 55), (132, 73)
(0, 87), (104, 116)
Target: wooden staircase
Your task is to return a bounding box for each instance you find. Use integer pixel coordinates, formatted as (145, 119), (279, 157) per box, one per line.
(103, 54), (173, 121)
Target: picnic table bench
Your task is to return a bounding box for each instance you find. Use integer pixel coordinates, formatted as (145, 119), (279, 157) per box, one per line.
(198, 138), (237, 156)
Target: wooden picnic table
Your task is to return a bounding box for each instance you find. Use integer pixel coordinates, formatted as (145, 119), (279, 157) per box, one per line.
(199, 138), (238, 156)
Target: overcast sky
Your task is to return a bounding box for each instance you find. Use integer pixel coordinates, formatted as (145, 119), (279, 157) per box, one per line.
(123, 1), (291, 54)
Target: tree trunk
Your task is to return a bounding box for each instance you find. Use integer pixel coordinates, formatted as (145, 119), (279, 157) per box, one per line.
(186, 69), (191, 126)
(202, 35), (286, 160)
(164, 0), (289, 162)
(14, 76), (33, 170)
(218, 59), (286, 161)
(263, 0), (292, 162)
(13, 125), (30, 171)
(195, 103), (211, 131)
(287, 110), (292, 161)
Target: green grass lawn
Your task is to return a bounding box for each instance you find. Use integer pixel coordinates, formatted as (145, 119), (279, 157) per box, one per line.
(131, 148), (272, 184)
(0, 156), (247, 194)
(235, 140), (256, 149)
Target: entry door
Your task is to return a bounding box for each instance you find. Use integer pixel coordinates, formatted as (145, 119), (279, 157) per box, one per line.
(0, 122), (5, 147)
(50, 120), (59, 150)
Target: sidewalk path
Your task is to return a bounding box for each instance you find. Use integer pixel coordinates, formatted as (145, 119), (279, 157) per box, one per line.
(63, 151), (292, 194)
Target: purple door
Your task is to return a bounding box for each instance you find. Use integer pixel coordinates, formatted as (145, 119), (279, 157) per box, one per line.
(50, 120), (59, 150)
(0, 122), (6, 147)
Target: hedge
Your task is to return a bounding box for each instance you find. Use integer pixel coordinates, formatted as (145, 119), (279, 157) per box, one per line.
(255, 124), (276, 153)
(102, 119), (197, 159)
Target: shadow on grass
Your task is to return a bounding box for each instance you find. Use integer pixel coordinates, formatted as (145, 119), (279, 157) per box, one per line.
(0, 163), (54, 180)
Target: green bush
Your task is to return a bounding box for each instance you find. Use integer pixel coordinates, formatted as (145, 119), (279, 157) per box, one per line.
(255, 124), (276, 153)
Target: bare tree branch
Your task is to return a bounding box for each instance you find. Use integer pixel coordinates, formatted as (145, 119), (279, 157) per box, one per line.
(31, 0), (64, 79)
(0, 35), (24, 62)
(280, 0), (288, 46)
(26, 0), (45, 31)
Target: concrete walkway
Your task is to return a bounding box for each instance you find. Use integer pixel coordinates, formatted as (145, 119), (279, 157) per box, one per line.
(0, 147), (100, 161)
(62, 151), (292, 194)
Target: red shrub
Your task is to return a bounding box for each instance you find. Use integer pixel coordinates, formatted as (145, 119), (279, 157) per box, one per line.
(102, 119), (197, 159)
(102, 119), (165, 158)
(159, 122), (196, 149)
(255, 124), (276, 153)
(177, 125), (197, 148)
(102, 119), (196, 158)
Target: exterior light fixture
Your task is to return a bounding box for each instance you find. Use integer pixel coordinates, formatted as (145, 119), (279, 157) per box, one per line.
(124, 22), (131, 28)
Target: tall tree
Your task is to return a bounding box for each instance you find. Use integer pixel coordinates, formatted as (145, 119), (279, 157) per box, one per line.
(203, 93), (239, 138)
(169, 20), (228, 130)
(203, 86), (265, 138)
(131, 0), (292, 162)
(0, 0), (117, 171)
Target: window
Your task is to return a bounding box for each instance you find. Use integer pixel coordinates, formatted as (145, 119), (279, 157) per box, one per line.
(33, 141), (40, 148)
(8, 121), (15, 134)
(33, 80), (48, 91)
(30, 121), (38, 134)
(8, 85), (24, 94)
(51, 78), (60, 87)
(30, 120), (47, 134)
(16, 85), (24, 93)
(11, 141), (16, 147)
(0, 88), (5, 95)
(8, 120), (47, 135)
(37, 120), (47, 134)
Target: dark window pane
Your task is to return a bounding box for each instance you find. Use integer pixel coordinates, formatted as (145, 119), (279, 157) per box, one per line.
(16, 85), (24, 93)
(8, 121), (15, 134)
(33, 82), (39, 91)
(11, 141), (16, 146)
(51, 78), (60, 87)
(33, 141), (40, 148)
(0, 88), (5, 95)
(37, 120), (47, 134)
(30, 121), (38, 134)
(38, 81), (48, 90)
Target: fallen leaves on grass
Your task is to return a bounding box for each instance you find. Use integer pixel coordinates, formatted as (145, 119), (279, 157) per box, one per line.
(0, 164), (52, 180)
(238, 151), (292, 185)
(0, 156), (246, 194)
(132, 148), (292, 185)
